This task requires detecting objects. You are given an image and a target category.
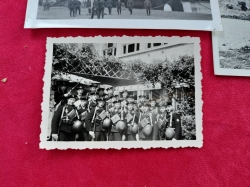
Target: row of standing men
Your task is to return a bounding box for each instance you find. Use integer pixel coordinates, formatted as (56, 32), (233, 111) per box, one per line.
(67, 0), (152, 18)
(50, 82), (182, 142)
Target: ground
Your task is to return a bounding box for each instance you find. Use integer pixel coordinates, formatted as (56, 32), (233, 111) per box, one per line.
(37, 6), (212, 20)
(218, 18), (250, 69)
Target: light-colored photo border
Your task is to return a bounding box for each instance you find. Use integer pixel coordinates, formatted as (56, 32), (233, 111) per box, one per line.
(25, 0), (222, 31)
(40, 36), (203, 150)
(213, 31), (250, 77)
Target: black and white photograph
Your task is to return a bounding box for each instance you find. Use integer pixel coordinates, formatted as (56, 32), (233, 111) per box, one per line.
(25, 0), (222, 30)
(213, 0), (250, 76)
(41, 36), (202, 149)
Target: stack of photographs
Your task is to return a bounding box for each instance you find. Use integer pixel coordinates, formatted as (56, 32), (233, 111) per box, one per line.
(23, 0), (249, 150)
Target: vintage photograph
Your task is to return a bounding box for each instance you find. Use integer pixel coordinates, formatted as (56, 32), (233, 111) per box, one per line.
(41, 36), (202, 149)
(213, 0), (250, 76)
(25, 0), (222, 30)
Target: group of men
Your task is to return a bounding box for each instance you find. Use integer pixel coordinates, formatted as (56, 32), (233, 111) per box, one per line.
(66, 0), (152, 18)
(50, 81), (182, 142)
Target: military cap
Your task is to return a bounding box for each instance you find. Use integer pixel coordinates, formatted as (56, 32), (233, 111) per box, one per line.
(166, 101), (172, 106)
(76, 85), (84, 90)
(89, 84), (98, 88)
(106, 87), (113, 91)
(126, 101), (135, 106)
(97, 99), (106, 103)
(139, 95), (146, 98)
(121, 90), (128, 94)
(127, 95), (134, 99)
(113, 100), (118, 104)
(97, 87), (105, 92)
(57, 81), (68, 86)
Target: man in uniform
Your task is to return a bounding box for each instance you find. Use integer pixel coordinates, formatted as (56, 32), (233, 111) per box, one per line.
(51, 95), (77, 141)
(91, 0), (100, 19)
(116, 0), (122, 15)
(108, 100), (126, 141)
(75, 0), (81, 15)
(85, 99), (107, 141)
(137, 95), (146, 112)
(98, 0), (105, 19)
(74, 85), (86, 101)
(156, 103), (168, 140)
(87, 92), (98, 112)
(124, 102), (139, 141)
(106, 0), (113, 15)
(54, 81), (71, 107)
(144, 0), (151, 16)
(86, 84), (98, 97)
(166, 101), (182, 140)
(106, 86), (114, 97)
(138, 103), (158, 141)
(127, 0), (134, 15)
(69, 0), (76, 17)
(149, 99), (158, 115)
(97, 87), (105, 100)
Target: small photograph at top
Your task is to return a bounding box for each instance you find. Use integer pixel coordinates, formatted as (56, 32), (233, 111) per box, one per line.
(25, 0), (223, 30)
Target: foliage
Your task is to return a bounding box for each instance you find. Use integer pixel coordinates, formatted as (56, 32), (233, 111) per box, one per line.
(181, 115), (196, 140)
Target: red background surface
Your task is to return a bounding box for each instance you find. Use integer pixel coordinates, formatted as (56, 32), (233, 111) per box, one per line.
(0, 1), (250, 186)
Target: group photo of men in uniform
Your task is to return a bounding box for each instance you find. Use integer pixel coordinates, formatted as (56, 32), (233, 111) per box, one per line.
(49, 82), (182, 142)
(37, 0), (213, 21)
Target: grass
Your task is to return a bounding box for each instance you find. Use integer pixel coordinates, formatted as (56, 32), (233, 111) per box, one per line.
(219, 48), (250, 69)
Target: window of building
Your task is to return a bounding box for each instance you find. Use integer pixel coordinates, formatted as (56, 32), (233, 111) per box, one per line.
(147, 43), (151, 48)
(107, 49), (112, 56)
(108, 43), (113, 48)
(123, 45), (127, 54)
(103, 51), (106, 56)
(136, 43), (140, 51)
(128, 44), (135, 53)
(153, 43), (161, 47)
(114, 48), (116, 56)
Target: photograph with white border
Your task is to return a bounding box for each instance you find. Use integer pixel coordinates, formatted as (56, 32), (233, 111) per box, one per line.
(25, 0), (222, 31)
(213, 0), (250, 76)
(41, 36), (202, 150)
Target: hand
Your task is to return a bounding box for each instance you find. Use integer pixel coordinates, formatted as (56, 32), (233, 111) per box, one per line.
(122, 135), (126, 141)
(52, 134), (58, 141)
(89, 131), (95, 139)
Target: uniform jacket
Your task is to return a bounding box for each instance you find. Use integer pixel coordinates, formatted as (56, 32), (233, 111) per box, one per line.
(92, 1), (99, 8)
(166, 112), (182, 140)
(109, 108), (126, 133)
(150, 106), (158, 115)
(125, 110), (139, 135)
(127, 0), (134, 8)
(76, 0), (81, 7)
(117, 1), (122, 8)
(98, 0), (105, 9)
(144, 0), (151, 8)
(85, 107), (105, 132)
(138, 111), (158, 140)
(68, 1), (76, 9)
(51, 104), (76, 134)
(106, 0), (112, 8)
(76, 105), (88, 122)
(87, 100), (97, 111)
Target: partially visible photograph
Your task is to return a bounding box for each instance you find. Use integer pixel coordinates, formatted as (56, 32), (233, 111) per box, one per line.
(41, 36), (202, 150)
(213, 0), (250, 76)
(25, 0), (223, 30)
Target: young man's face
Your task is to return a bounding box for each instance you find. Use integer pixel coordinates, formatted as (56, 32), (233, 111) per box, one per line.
(127, 98), (133, 103)
(92, 95), (97, 101)
(166, 106), (172, 113)
(127, 104), (133, 111)
(68, 98), (76, 105)
(140, 97), (144, 102)
(90, 87), (96, 92)
(151, 101), (156, 107)
(115, 102), (121, 109)
(60, 85), (67, 91)
(99, 90), (104, 96)
(160, 107), (166, 113)
(108, 89), (113, 95)
(77, 89), (84, 95)
(80, 101), (87, 109)
(144, 106), (149, 112)
(122, 92), (128, 98)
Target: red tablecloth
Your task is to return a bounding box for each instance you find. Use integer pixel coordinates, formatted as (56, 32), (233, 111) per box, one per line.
(0, 1), (249, 186)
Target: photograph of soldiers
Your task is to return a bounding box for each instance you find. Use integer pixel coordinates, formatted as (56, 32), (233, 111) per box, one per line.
(36, 0), (214, 21)
(144, 0), (151, 16)
(46, 39), (198, 144)
(116, 0), (122, 15)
